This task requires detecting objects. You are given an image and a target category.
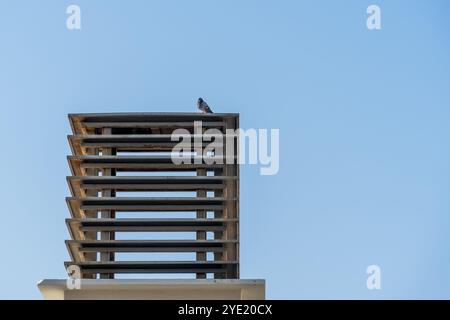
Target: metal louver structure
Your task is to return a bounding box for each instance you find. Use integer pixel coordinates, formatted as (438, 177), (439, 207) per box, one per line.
(65, 113), (239, 279)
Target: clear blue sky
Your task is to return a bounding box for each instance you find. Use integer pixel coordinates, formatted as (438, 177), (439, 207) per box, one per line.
(0, 0), (449, 299)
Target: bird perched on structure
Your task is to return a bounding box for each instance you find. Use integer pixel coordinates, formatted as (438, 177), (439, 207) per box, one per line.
(197, 98), (213, 113)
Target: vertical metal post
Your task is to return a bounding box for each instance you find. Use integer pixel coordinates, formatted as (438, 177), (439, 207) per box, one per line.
(100, 127), (115, 279)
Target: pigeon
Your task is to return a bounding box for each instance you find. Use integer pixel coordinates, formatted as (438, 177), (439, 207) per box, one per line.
(197, 98), (213, 113)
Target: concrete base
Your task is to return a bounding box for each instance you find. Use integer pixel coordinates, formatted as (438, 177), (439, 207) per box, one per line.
(37, 279), (265, 300)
